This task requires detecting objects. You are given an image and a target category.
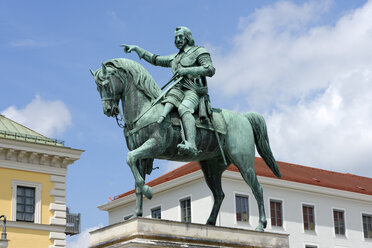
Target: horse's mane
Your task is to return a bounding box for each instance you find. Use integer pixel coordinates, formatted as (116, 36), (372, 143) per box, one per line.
(102, 58), (162, 100)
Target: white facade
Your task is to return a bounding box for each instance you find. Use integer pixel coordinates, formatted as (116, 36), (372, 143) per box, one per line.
(99, 168), (372, 248)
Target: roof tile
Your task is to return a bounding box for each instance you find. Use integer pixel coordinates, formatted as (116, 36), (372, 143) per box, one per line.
(113, 158), (372, 200)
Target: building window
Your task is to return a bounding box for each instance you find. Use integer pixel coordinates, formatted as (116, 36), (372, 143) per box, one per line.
(180, 197), (191, 223)
(333, 210), (345, 235)
(151, 207), (161, 219)
(362, 214), (372, 239)
(12, 180), (42, 224)
(16, 186), (35, 222)
(305, 245), (317, 248)
(235, 194), (249, 222)
(303, 205), (315, 231)
(270, 200), (282, 227)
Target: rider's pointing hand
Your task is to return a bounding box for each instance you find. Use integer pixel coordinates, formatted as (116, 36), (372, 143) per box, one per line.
(121, 44), (138, 54)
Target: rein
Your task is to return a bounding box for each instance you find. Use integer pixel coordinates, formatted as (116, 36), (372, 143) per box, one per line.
(106, 70), (127, 129)
(104, 67), (158, 132)
(115, 109), (125, 128)
(107, 68), (151, 130)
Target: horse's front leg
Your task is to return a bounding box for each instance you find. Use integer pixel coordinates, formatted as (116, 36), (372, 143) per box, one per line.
(132, 185), (143, 218)
(126, 137), (160, 199)
(132, 160), (146, 218)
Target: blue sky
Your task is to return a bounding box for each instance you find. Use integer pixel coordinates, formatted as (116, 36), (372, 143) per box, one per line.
(1, 0), (372, 246)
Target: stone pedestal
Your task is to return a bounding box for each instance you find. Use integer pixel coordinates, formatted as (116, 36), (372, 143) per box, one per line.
(89, 218), (289, 248)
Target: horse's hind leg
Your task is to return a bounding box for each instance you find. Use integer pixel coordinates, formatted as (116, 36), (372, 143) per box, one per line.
(225, 116), (267, 231)
(199, 158), (228, 225)
(237, 159), (267, 231)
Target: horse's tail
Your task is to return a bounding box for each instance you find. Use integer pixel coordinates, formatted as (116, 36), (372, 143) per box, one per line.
(244, 112), (282, 178)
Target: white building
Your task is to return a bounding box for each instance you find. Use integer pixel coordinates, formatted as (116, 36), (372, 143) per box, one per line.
(98, 158), (372, 248)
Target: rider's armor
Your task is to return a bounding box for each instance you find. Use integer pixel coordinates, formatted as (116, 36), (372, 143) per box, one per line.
(140, 46), (215, 116)
(136, 45), (215, 156)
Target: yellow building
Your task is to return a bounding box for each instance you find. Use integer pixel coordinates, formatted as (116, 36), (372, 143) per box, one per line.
(0, 115), (83, 248)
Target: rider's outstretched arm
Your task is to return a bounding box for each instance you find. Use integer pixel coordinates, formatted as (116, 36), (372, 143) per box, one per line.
(121, 44), (173, 68)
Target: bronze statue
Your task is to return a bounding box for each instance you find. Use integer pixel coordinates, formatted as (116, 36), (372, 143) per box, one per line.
(122, 26), (215, 157)
(90, 27), (281, 231)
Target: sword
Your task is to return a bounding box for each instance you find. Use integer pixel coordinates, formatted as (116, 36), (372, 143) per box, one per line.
(130, 75), (184, 124)
(152, 75), (183, 106)
(161, 73), (178, 90)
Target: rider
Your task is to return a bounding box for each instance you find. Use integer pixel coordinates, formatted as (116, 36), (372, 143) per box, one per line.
(122, 26), (215, 156)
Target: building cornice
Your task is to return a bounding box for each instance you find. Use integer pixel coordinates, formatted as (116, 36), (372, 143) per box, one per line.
(0, 137), (83, 159)
(0, 159), (67, 176)
(7, 220), (65, 232)
(0, 137), (83, 175)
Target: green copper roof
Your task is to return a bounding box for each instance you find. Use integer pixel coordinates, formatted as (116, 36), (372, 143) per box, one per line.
(0, 115), (64, 146)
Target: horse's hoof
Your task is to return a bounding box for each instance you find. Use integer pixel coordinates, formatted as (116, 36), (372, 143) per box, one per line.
(143, 185), (153, 199)
(132, 212), (142, 219)
(206, 219), (216, 226)
(128, 213), (140, 220)
(255, 220), (267, 232)
(255, 225), (264, 232)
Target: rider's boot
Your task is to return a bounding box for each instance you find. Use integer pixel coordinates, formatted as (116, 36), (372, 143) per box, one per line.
(177, 112), (201, 156)
(158, 103), (174, 123)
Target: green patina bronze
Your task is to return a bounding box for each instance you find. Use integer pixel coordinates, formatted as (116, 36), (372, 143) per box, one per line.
(91, 27), (281, 231)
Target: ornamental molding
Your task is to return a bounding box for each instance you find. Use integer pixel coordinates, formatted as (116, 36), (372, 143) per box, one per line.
(0, 137), (82, 174)
(0, 137), (83, 160)
(0, 158), (67, 176)
(0, 147), (76, 167)
(7, 220), (65, 232)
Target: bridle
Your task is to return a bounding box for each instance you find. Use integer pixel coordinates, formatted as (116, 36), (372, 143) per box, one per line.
(100, 71), (126, 129)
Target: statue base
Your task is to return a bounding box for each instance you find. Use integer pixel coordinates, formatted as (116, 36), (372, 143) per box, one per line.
(89, 218), (289, 248)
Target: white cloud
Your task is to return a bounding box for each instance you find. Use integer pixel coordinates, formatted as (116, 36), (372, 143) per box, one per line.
(67, 224), (103, 248)
(267, 69), (372, 176)
(211, 0), (372, 110)
(209, 1), (372, 176)
(1, 95), (72, 137)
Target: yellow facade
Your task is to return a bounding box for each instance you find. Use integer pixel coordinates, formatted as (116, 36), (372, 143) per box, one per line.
(6, 228), (53, 248)
(0, 115), (83, 248)
(0, 167), (54, 225)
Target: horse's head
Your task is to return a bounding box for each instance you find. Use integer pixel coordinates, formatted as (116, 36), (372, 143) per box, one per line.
(90, 63), (124, 117)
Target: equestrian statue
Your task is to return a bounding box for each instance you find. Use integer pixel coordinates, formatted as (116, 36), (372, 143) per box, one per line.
(90, 26), (281, 231)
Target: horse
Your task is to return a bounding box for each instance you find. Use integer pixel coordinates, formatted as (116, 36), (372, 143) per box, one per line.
(90, 58), (281, 231)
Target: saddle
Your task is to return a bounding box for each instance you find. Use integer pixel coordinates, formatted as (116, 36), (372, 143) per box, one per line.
(124, 106), (227, 137)
(169, 108), (227, 135)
